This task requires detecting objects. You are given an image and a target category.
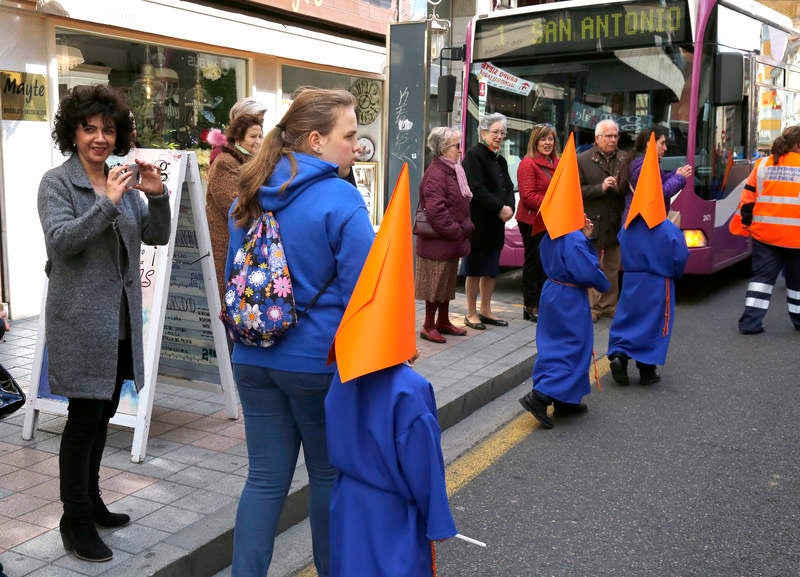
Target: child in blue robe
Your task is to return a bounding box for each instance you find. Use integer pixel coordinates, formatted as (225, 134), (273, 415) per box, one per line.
(519, 229), (610, 428)
(326, 363), (457, 577)
(607, 217), (688, 385)
(326, 165), (457, 577)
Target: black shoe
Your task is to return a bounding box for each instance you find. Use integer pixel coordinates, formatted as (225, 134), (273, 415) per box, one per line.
(523, 307), (538, 322)
(553, 400), (588, 416)
(92, 498), (131, 528)
(739, 325), (764, 335)
(60, 515), (113, 562)
(639, 372), (661, 386)
(518, 390), (554, 429)
(478, 314), (509, 327)
(609, 355), (629, 386)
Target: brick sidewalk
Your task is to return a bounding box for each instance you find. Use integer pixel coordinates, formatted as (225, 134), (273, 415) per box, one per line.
(0, 286), (561, 576)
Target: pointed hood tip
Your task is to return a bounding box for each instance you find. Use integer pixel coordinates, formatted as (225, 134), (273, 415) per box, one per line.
(328, 164), (417, 383)
(540, 133), (586, 239)
(624, 132), (667, 229)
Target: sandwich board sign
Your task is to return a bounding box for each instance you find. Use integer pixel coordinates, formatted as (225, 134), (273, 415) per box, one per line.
(22, 150), (237, 463)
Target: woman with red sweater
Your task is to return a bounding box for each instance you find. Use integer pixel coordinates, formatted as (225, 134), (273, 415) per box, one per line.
(516, 124), (560, 321)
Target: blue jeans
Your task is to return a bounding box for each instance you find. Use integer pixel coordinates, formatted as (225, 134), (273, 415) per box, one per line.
(231, 365), (336, 577)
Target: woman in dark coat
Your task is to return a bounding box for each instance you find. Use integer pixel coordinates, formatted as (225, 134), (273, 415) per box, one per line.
(516, 124), (559, 322)
(38, 85), (171, 562)
(461, 113), (515, 329)
(205, 113), (263, 304)
(415, 127), (474, 343)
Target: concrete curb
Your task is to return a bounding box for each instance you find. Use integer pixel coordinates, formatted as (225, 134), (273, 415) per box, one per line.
(144, 318), (540, 577)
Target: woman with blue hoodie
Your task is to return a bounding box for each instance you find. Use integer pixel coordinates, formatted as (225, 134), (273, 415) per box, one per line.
(226, 88), (374, 577)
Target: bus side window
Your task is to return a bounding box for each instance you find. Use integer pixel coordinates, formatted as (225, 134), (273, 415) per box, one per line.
(709, 103), (746, 199)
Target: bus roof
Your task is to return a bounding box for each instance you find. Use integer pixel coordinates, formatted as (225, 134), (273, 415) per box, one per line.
(474, 0), (795, 31)
(719, 0), (795, 31)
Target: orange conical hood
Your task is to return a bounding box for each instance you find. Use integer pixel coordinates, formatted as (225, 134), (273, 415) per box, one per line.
(327, 163), (417, 382)
(539, 133), (585, 239)
(624, 132), (667, 229)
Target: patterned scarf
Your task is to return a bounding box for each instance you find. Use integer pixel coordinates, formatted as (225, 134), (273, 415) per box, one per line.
(440, 156), (473, 200)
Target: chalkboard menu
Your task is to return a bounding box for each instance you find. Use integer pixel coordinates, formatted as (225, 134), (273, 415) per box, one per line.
(158, 186), (221, 385)
(386, 21), (429, 212)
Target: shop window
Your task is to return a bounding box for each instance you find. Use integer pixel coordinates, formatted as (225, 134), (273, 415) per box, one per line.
(281, 65), (384, 223)
(56, 29), (246, 167)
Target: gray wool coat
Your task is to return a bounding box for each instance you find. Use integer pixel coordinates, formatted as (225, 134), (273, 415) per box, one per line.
(38, 154), (171, 400)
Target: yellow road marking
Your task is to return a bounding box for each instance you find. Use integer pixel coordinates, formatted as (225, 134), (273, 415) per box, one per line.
(293, 565), (317, 577)
(447, 357), (610, 495)
(291, 357), (612, 576)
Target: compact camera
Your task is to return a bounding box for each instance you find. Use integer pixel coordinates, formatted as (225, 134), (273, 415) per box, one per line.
(123, 163), (140, 185)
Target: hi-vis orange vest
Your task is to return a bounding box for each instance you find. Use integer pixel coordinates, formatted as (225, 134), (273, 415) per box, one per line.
(729, 153), (800, 248)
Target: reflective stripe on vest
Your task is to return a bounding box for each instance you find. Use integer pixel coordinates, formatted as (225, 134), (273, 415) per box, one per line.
(753, 157), (800, 248)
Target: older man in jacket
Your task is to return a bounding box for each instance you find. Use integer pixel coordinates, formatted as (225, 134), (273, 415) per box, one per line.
(577, 119), (626, 321)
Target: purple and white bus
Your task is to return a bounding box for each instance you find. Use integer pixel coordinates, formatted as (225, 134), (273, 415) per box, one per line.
(462, 0), (800, 274)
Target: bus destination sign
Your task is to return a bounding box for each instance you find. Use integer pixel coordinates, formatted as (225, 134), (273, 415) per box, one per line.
(474, 0), (689, 61)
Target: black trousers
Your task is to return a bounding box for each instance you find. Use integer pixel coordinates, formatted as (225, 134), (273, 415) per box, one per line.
(59, 341), (132, 518)
(518, 222), (546, 309)
(739, 240), (800, 333)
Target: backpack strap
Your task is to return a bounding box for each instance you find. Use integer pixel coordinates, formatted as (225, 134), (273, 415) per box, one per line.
(266, 206), (336, 320)
(297, 273), (336, 319)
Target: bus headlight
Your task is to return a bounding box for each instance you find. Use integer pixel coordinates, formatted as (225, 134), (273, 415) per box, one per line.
(683, 229), (708, 248)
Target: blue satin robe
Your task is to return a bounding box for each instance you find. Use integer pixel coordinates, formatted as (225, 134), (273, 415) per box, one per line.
(326, 364), (457, 577)
(533, 230), (610, 404)
(607, 217), (689, 365)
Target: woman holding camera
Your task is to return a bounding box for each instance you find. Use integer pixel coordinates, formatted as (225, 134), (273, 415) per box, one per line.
(38, 84), (171, 562)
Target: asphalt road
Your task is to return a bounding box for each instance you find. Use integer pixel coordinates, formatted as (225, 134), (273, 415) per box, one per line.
(435, 268), (800, 577)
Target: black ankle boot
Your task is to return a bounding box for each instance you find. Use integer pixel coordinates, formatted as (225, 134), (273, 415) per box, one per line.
(638, 366), (661, 386)
(60, 515), (113, 562)
(92, 497), (130, 528)
(609, 354), (630, 386)
(518, 390), (554, 429)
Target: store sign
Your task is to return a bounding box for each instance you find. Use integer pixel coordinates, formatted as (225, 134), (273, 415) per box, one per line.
(478, 62), (534, 96)
(0, 70), (48, 121)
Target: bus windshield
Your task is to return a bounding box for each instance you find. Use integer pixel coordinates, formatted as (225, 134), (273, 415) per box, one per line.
(466, 43), (694, 183)
(466, 0), (694, 181)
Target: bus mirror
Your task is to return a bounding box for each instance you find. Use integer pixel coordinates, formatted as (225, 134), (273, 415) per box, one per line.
(438, 75), (456, 112)
(713, 52), (744, 106)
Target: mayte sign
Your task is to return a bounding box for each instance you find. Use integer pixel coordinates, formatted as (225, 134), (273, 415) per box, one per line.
(1, 71), (48, 121)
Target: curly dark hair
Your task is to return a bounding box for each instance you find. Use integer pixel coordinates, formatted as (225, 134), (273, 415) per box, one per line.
(225, 113), (263, 143)
(52, 84), (133, 155)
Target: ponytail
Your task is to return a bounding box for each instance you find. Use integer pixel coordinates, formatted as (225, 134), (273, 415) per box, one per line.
(233, 87), (356, 227)
(771, 125), (800, 165)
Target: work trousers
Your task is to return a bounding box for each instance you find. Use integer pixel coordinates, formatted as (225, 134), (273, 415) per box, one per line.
(60, 341), (131, 519)
(518, 222), (546, 309)
(231, 365), (335, 577)
(589, 243), (621, 317)
(739, 240), (800, 333)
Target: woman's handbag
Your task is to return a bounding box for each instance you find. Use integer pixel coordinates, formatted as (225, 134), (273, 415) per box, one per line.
(412, 195), (441, 239)
(0, 363), (25, 419)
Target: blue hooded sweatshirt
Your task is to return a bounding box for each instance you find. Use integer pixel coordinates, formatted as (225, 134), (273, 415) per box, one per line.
(226, 153), (374, 373)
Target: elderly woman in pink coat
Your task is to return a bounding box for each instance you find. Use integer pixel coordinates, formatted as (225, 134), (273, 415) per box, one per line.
(414, 127), (474, 343)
